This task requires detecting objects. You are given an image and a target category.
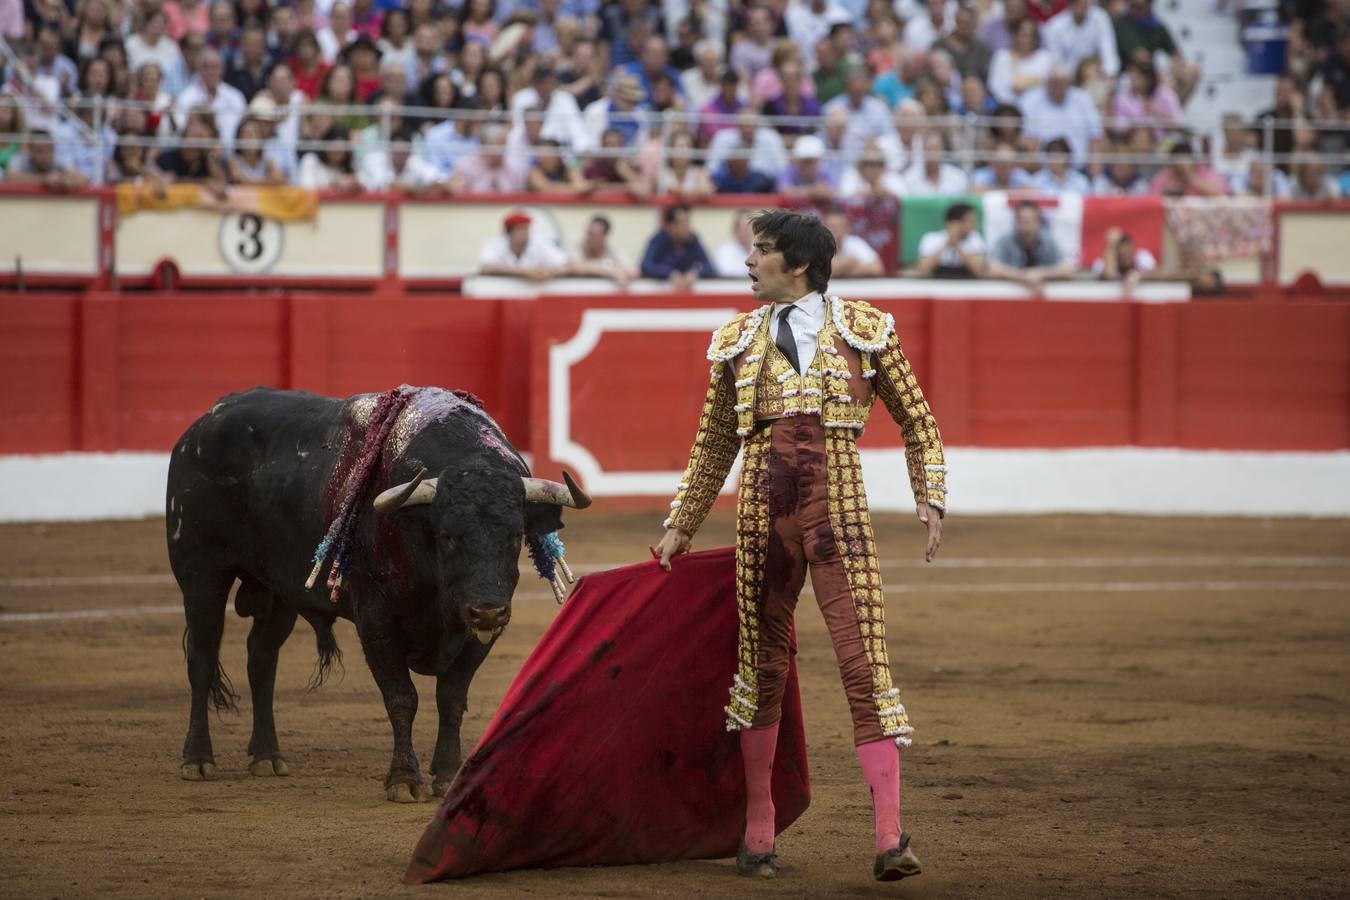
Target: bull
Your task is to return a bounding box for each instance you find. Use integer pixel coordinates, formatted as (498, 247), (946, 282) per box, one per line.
(166, 386), (588, 801)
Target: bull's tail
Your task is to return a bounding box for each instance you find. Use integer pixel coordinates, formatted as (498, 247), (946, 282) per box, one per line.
(209, 661), (241, 713)
(181, 627), (241, 713)
(305, 614), (344, 692)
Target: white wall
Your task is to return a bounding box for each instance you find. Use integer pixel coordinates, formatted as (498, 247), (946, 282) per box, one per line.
(3, 448), (1348, 523)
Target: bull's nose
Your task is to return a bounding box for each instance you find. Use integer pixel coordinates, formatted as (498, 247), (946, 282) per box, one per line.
(467, 606), (510, 630)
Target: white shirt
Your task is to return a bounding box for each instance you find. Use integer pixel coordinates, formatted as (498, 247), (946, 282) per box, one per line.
(769, 290), (826, 370)
(902, 5), (956, 50)
(296, 152), (346, 188)
(988, 48), (1054, 105)
(821, 93), (893, 143)
(917, 229), (987, 269)
(838, 234), (881, 266)
(838, 166), (906, 199)
(705, 126), (787, 180)
(1041, 4), (1120, 77)
(357, 150), (444, 191)
(1030, 167), (1092, 196)
(1019, 85), (1104, 163)
(1091, 248), (1157, 277)
(901, 162), (969, 196)
(713, 238), (751, 278)
(785, 0), (853, 65)
(479, 232), (568, 270)
(125, 34), (187, 95)
(174, 79), (247, 149)
(509, 87), (590, 152)
(680, 67), (722, 114)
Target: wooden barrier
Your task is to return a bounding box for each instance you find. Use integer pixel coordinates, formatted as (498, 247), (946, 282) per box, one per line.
(3, 186), (1349, 290)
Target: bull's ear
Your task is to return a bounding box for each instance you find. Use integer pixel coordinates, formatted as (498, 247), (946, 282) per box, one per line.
(374, 469), (436, 513)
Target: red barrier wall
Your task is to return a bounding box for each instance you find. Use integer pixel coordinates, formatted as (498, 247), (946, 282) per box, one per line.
(1, 294), (80, 453)
(528, 297), (1350, 488)
(2, 294), (1346, 471)
(0, 292), (528, 455)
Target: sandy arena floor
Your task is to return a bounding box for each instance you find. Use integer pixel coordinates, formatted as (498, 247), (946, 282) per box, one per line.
(1, 512), (1348, 899)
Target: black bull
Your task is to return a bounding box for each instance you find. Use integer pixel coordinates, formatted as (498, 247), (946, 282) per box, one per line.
(166, 387), (588, 801)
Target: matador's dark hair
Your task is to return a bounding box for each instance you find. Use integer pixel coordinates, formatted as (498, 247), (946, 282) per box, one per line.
(749, 209), (835, 294)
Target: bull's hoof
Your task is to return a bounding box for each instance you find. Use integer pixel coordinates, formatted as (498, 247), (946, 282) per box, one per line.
(248, 756), (290, 777)
(431, 777), (454, 797)
(386, 782), (433, 803)
(181, 761), (217, 781)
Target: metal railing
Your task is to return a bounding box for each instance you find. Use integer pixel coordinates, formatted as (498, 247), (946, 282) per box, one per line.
(3, 94), (1348, 198)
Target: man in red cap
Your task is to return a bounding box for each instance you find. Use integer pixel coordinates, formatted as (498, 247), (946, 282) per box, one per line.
(478, 209), (569, 283)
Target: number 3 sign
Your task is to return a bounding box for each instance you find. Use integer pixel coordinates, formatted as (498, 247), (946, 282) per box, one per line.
(218, 212), (284, 273)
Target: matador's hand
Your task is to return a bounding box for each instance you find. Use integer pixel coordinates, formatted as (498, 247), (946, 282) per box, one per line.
(917, 503), (942, 562)
(653, 528), (692, 572)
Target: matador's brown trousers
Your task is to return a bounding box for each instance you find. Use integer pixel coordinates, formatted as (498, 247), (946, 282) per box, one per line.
(750, 417), (885, 746)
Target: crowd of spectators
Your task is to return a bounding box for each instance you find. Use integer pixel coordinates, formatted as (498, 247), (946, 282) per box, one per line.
(2, 0), (1347, 201)
(478, 196), (1201, 293)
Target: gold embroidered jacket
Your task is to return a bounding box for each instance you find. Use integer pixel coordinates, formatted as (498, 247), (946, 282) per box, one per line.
(664, 296), (947, 535)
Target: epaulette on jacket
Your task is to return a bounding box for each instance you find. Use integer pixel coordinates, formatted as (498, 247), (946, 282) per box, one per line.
(830, 297), (895, 354)
(707, 306), (769, 362)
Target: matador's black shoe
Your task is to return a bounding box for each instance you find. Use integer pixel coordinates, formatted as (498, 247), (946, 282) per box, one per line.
(736, 841), (779, 878)
(874, 832), (922, 882)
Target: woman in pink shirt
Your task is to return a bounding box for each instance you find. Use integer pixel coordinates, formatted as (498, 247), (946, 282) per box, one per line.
(1111, 61), (1183, 139)
(164, 0), (208, 41)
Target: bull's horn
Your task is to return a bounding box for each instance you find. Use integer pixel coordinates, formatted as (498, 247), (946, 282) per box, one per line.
(521, 470), (592, 509)
(373, 467), (435, 512)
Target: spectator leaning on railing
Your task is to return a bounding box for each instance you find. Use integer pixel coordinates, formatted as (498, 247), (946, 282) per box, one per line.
(570, 213), (636, 286)
(359, 123), (446, 192)
(156, 108), (228, 192)
(478, 208), (569, 282)
(525, 136), (593, 193)
(987, 200), (1076, 291)
(1092, 227), (1155, 290)
(227, 112), (285, 184)
(639, 202), (713, 290)
(449, 121), (524, 193)
(915, 201), (985, 279)
(824, 207), (884, 277)
(5, 127), (87, 188)
(296, 121), (359, 191)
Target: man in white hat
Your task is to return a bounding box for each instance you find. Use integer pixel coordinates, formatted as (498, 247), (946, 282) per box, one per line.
(778, 133), (837, 201)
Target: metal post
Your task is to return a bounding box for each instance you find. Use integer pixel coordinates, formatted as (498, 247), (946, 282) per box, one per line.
(1261, 116), (1274, 201)
(93, 96), (105, 187)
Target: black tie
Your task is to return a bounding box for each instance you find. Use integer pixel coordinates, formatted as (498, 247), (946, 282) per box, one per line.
(776, 306), (801, 373)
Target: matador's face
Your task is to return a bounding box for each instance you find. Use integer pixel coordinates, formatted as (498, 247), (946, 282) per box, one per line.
(745, 234), (805, 304)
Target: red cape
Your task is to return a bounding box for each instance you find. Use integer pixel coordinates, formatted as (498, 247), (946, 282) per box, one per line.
(405, 547), (811, 882)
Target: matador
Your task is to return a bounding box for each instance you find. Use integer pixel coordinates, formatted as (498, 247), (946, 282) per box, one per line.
(654, 210), (946, 882)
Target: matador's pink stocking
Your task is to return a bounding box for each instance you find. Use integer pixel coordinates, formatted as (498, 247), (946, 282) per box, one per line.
(857, 738), (902, 854)
(740, 723), (779, 854)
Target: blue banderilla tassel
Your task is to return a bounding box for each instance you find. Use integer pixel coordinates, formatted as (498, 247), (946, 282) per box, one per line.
(526, 533), (557, 583)
(527, 531), (576, 603)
